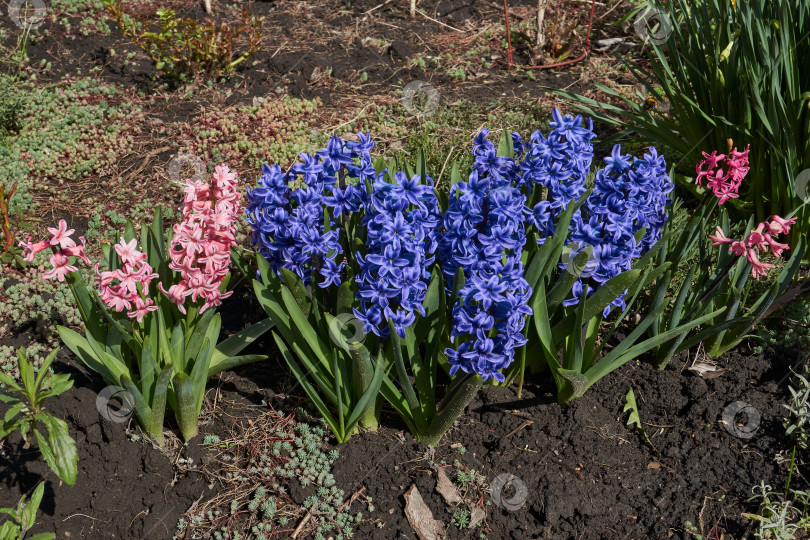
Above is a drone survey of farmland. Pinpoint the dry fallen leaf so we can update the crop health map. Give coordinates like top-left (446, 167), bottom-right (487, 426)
top-left (469, 504), bottom-right (486, 528)
top-left (435, 468), bottom-right (462, 505)
top-left (404, 485), bottom-right (445, 540)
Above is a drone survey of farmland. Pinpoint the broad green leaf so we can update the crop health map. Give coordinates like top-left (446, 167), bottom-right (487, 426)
top-left (33, 415), bottom-right (78, 486)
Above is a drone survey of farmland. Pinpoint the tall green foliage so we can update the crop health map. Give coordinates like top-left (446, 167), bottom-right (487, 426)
top-left (552, 0), bottom-right (810, 254)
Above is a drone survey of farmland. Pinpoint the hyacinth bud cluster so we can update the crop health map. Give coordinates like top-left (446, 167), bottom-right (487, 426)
top-left (245, 134), bottom-right (373, 287)
top-left (354, 171), bottom-right (441, 338)
top-left (438, 128), bottom-right (532, 382)
top-left (162, 164), bottom-right (243, 314)
top-left (520, 110), bottom-right (673, 315)
top-left (695, 144), bottom-right (750, 205)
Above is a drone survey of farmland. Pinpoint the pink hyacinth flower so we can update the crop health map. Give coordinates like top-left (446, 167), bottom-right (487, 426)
top-left (47, 220), bottom-right (77, 249)
top-left (158, 282), bottom-right (190, 314)
top-left (766, 215), bottom-right (797, 236)
top-left (19, 237), bottom-right (51, 262)
top-left (114, 237), bottom-right (145, 265)
top-left (43, 252), bottom-right (78, 281)
top-left (747, 248), bottom-right (775, 280)
top-left (128, 297), bottom-right (158, 323)
top-left (708, 226), bottom-right (734, 246)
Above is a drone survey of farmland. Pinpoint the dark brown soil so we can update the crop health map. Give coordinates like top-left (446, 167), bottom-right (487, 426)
top-left (1, 337), bottom-right (804, 539)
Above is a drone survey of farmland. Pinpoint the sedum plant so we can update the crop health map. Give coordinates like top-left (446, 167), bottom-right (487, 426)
top-left (21, 166), bottom-right (272, 444)
top-left (0, 348), bottom-right (78, 486)
top-left (247, 111), bottom-right (709, 441)
top-left (0, 482), bottom-right (54, 540)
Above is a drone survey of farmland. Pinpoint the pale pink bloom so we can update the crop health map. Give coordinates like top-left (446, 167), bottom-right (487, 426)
top-left (730, 240), bottom-right (747, 256)
top-left (184, 180), bottom-right (210, 202)
top-left (159, 282), bottom-right (190, 314)
top-left (100, 288), bottom-right (132, 312)
top-left (19, 237), bottom-right (51, 262)
top-left (164, 163), bottom-right (242, 314)
top-left (43, 253), bottom-right (77, 281)
top-left (745, 223), bottom-right (767, 251)
top-left (114, 238), bottom-right (144, 265)
top-left (47, 220), bottom-right (76, 249)
top-left (61, 236), bottom-right (91, 265)
top-left (127, 297), bottom-right (158, 323)
top-left (213, 164), bottom-right (238, 183)
top-left (763, 234), bottom-right (790, 258)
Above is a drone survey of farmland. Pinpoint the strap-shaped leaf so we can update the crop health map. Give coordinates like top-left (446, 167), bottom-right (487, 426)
top-left (388, 321), bottom-right (427, 434)
top-left (273, 333), bottom-right (340, 438)
top-left (345, 350), bottom-right (385, 434)
top-left (148, 366), bottom-right (173, 443)
top-left (587, 306), bottom-right (726, 386)
top-left (497, 129), bottom-right (514, 157)
top-left (57, 326), bottom-right (128, 386)
top-left (119, 372), bottom-right (154, 437)
top-left (190, 338), bottom-right (213, 421)
top-left (537, 192), bottom-right (589, 281)
top-left (280, 268), bottom-right (312, 317)
top-left (173, 370), bottom-right (199, 442)
top-left (208, 318), bottom-right (273, 374)
top-left (280, 285), bottom-right (331, 367)
top-left (546, 249), bottom-right (591, 311)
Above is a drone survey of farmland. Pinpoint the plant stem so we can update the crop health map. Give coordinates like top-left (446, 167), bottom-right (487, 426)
top-left (420, 374), bottom-right (482, 447)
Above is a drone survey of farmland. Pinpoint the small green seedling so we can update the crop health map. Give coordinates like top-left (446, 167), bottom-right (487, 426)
top-left (0, 348), bottom-right (78, 485)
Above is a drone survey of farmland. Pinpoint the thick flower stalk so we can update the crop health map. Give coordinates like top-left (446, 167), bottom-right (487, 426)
top-left (709, 215), bottom-right (796, 279)
top-left (695, 144), bottom-right (750, 205)
top-left (162, 164), bottom-right (242, 314)
top-left (354, 171), bottom-right (441, 338)
top-left (245, 134), bottom-right (370, 287)
top-left (439, 130), bottom-right (532, 382)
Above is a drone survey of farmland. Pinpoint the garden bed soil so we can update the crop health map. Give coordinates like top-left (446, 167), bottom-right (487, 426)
top-left (2, 0), bottom-right (625, 110)
top-left (1, 340), bottom-right (802, 539)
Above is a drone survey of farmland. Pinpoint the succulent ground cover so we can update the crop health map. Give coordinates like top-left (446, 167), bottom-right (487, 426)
top-left (1, 0), bottom-right (809, 539)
